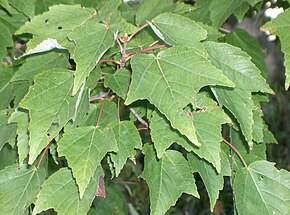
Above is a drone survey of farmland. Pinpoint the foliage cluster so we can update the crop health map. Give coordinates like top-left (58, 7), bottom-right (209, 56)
top-left (0, 0), bottom-right (289, 214)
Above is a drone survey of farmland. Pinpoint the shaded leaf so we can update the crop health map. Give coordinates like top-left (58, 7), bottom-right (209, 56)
top-left (19, 68), bottom-right (77, 164)
top-left (94, 183), bottom-right (128, 215)
top-left (141, 144), bottom-right (199, 215)
top-left (8, 110), bottom-right (29, 165)
top-left (229, 127), bottom-right (266, 171)
top-left (0, 109), bottom-right (16, 150)
top-left (0, 164), bottom-right (46, 215)
top-left (110, 121), bottom-right (142, 176)
top-left (79, 100), bottom-right (119, 128)
top-left (0, 65), bottom-right (29, 110)
top-left (33, 167), bottom-right (102, 215)
top-left (8, 0), bottom-right (36, 18)
top-left (57, 126), bottom-right (117, 198)
top-left (125, 46), bottom-right (234, 145)
top-left (233, 161), bottom-right (290, 215)
top-left (188, 151), bottom-right (231, 211)
top-left (262, 9), bottom-right (290, 89)
top-left (0, 22), bottom-right (13, 61)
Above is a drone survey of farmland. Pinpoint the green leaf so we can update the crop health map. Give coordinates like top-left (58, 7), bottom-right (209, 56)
top-left (8, 110), bottom-right (29, 165)
top-left (11, 51), bottom-right (69, 83)
top-left (149, 13), bottom-right (207, 50)
top-left (16, 5), bottom-right (97, 52)
top-left (136, 0), bottom-right (175, 25)
top-left (78, 100), bottom-right (119, 128)
top-left (262, 9), bottom-right (290, 89)
top-left (188, 151), bottom-right (231, 211)
top-left (104, 68), bottom-right (131, 100)
top-left (213, 87), bottom-right (255, 147)
top-left (93, 183), bottom-right (128, 215)
top-left (141, 144), bottom-right (199, 215)
top-left (125, 46), bottom-right (234, 146)
top-left (229, 127), bottom-right (266, 171)
top-left (1, 68), bottom-right (29, 110)
top-left (110, 121), bottom-right (142, 176)
top-left (226, 29), bottom-right (268, 78)
top-left (8, 0), bottom-right (36, 18)
top-left (33, 167), bottom-right (102, 215)
top-left (57, 126), bottom-right (117, 198)
top-left (19, 68), bottom-right (77, 165)
top-left (0, 164), bottom-right (46, 215)
top-left (0, 7), bottom-right (29, 33)
top-left (150, 92), bottom-right (229, 172)
top-left (209, 0), bottom-right (243, 28)
top-left (0, 0), bottom-right (11, 13)
top-left (68, 20), bottom-right (115, 95)
top-left (0, 22), bottom-right (13, 61)
top-left (95, 0), bottom-right (136, 33)
top-left (233, 161), bottom-right (290, 215)
top-left (204, 41), bottom-right (272, 94)
top-left (0, 109), bottom-right (16, 150)
top-left (185, 0), bottom-right (211, 25)
top-left (205, 41), bottom-right (272, 147)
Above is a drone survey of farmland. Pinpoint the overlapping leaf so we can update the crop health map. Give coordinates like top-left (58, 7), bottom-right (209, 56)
top-left (229, 128), bottom-right (266, 171)
top-left (0, 164), bottom-right (46, 215)
top-left (233, 161), bottom-right (290, 215)
top-left (110, 121), bottom-right (142, 176)
top-left (262, 9), bottom-right (290, 89)
top-left (0, 65), bottom-right (29, 109)
top-left (8, 110), bottom-right (29, 164)
top-left (0, 109), bottom-right (16, 150)
top-left (11, 51), bottom-right (69, 83)
top-left (149, 13), bottom-right (207, 53)
top-left (16, 5), bottom-right (97, 52)
top-left (95, 0), bottom-right (136, 33)
top-left (33, 167), bottom-right (103, 215)
top-left (68, 20), bottom-right (115, 95)
top-left (19, 68), bottom-right (77, 164)
top-left (150, 92), bottom-right (229, 172)
top-left (104, 68), bottom-right (131, 100)
top-left (9, 0), bottom-right (36, 18)
top-left (188, 151), bottom-right (231, 211)
top-left (205, 41), bottom-right (272, 147)
top-left (226, 29), bottom-right (268, 78)
top-left (0, 22), bottom-right (12, 61)
top-left (57, 126), bottom-right (117, 198)
top-left (141, 144), bottom-right (199, 215)
top-left (125, 46), bottom-right (234, 145)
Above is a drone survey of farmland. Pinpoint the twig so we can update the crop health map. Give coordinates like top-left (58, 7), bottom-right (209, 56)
top-left (223, 139), bottom-right (248, 169)
top-left (99, 59), bottom-right (120, 64)
top-left (219, 27), bottom-right (231, 34)
top-left (149, 39), bottom-right (160, 47)
top-left (127, 23), bottom-right (149, 41)
top-left (101, 19), bottom-right (110, 29)
top-left (130, 108), bottom-right (148, 128)
top-left (127, 44), bottom-right (169, 57)
top-left (138, 127), bottom-right (148, 131)
top-left (96, 89), bottom-right (111, 127)
top-left (36, 144), bottom-right (50, 169)
top-left (114, 180), bottom-right (141, 185)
